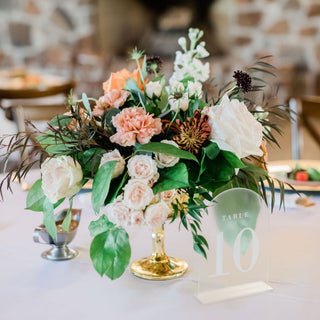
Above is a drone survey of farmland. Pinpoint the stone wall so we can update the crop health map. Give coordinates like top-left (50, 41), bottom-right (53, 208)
top-left (0, 0), bottom-right (94, 71)
top-left (212, 0), bottom-right (320, 96)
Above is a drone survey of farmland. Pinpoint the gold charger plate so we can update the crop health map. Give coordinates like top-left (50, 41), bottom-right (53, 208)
top-left (267, 160), bottom-right (320, 192)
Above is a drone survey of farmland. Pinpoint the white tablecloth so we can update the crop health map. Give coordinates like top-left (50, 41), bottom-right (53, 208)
top-left (0, 175), bottom-right (319, 320)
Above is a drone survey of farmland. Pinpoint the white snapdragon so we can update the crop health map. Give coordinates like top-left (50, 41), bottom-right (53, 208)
top-left (170, 28), bottom-right (210, 83)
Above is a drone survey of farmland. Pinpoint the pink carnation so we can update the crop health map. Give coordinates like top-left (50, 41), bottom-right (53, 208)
top-left (110, 107), bottom-right (162, 147)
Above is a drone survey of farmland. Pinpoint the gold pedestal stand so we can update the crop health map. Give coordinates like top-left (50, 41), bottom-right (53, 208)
top-left (130, 225), bottom-right (188, 281)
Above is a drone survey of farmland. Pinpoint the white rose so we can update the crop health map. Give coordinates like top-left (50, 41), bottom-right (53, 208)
top-left (100, 149), bottom-right (125, 179)
top-left (187, 81), bottom-right (202, 98)
top-left (127, 155), bottom-right (158, 182)
top-left (154, 140), bottom-right (180, 168)
top-left (145, 201), bottom-right (171, 228)
top-left (123, 179), bottom-right (154, 210)
top-left (202, 94), bottom-right (264, 159)
top-left (146, 81), bottom-right (162, 99)
top-left (160, 189), bottom-right (177, 203)
top-left (168, 92), bottom-right (189, 112)
top-left (104, 200), bottom-right (130, 226)
top-left (41, 155), bottom-right (83, 203)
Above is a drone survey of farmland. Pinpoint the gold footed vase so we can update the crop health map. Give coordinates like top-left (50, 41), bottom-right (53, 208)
top-left (130, 225), bottom-right (188, 280)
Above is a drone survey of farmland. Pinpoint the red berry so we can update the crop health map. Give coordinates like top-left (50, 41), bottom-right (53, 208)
top-left (295, 171), bottom-right (309, 181)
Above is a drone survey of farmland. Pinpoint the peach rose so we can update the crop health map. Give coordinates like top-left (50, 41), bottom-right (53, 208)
top-left (110, 107), bottom-right (162, 146)
top-left (127, 155), bottom-right (158, 182)
top-left (93, 90), bottom-right (130, 116)
top-left (123, 179), bottom-right (154, 210)
top-left (103, 68), bottom-right (145, 93)
top-left (104, 200), bottom-right (130, 226)
top-left (100, 149), bottom-right (125, 179)
top-left (145, 201), bottom-right (171, 228)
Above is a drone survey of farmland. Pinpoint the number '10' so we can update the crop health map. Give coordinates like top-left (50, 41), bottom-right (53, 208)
top-left (214, 227), bottom-right (259, 277)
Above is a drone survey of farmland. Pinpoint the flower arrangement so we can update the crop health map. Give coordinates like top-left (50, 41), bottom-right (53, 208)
top-left (0, 28), bottom-right (288, 280)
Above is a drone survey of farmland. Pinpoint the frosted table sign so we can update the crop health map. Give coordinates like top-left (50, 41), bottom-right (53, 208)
top-left (195, 188), bottom-right (272, 304)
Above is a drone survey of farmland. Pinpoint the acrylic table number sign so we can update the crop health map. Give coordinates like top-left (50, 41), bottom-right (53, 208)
top-left (195, 188), bottom-right (272, 304)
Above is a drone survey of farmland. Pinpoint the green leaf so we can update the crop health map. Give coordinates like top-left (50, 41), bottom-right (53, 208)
top-left (136, 142), bottom-right (198, 163)
top-left (102, 108), bottom-right (120, 129)
top-left (88, 214), bottom-right (115, 237)
top-left (91, 161), bottom-right (117, 213)
top-left (49, 115), bottom-right (72, 127)
top-left (193, 242), bottom-right (207, 259)
top-left (90, 227), bottom-right (131, 279)
top-left (204, 142), bottom-right (220, 160)
top-left (43, 198), bottom-right (57, 240)
top-left (82, 92), bottom-right (92, 118)
top-left (26, 179), bottom-right (46, 211)
top-left (153, 163), bottom-right (189, 194)
top-left (26, 179), bottom-right (64, 212)
top-left (62, 198), bottom-right (73, 232)
top-left (77, 148), bottom-right (104, 178)
top-left (221, 151), bottom-right (246, 169)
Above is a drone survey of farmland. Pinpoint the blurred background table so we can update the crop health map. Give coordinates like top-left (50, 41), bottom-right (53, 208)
top-left (0, 171), bottom-right (319, 320)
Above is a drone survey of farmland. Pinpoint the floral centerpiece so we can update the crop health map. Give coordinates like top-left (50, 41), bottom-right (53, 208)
top-left (0, 28), bottom-right (287, 280)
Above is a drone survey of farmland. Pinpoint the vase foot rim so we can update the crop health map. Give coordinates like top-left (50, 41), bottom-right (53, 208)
top-left (41, 247), bottom-right (79, 261)
top-left (130, 256), bottom-right (188, 281)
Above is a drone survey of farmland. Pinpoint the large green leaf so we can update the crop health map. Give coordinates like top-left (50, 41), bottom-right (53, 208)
top-left (221, 150), bottom-right (246, 169)
top-left (43, 198), bottom-right (57, 240)
top-left (136, 142), bottom-right (198, 163)
top-left (153, 162), bottom-right (189, 194)
top-left (214, 189), bottom-right (260, 254)
top-left (91, 161), bottom-right (117, 213)
top-left (204, 142), bottom-right (220, 160)
top-left (90, 227), bottom-right (131, 279)
top-left (49, 115), bottom-right (72, 127)
top-left (26, 179), bottom-right (64, 212)
top-left (36, 131), bottom-right (74, 155)
top-left (88, 214), bottom-right (115, 237)
top-left (77, 148), bottom-right (104, 178)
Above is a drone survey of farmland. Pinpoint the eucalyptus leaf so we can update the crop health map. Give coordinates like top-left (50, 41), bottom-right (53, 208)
top-left (43, 198), bottom-right (57, 240)
top-left (82, 92), bottom-right (92, 118)
top-left (89, 214), bottom-right (115, 237)
top-left (136, 142), bottom-right (198, 163)
top-left (91, 161), bottom-right (117, 213)
top-left (90, 227), bottom-right (131, 279)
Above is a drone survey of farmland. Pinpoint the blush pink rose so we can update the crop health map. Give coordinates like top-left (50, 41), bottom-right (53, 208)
top-left (105, 201), bottom-right (130, 226)
top-left (110, 107), bottom-right (162, 147)
top-left (130, 210), bottom-right (145, 226)
top-left (144, 201), bottom-right (171, 228)
top-left (127, 155), bottom-right (158, 181)
top-left (123, 179), bottom-right (154, 210)
top-left (160, 189), bottom-right (176, 203)
top-left (93, 90), bottom-right (130, 117)
top-left (100, 149), bottom-right (125, 179)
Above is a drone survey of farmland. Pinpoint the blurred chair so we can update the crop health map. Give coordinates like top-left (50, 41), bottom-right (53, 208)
top-left (289, 96), bottom-right (320, 160)
top-left (0, 80), bottom-right (75, 132)
top-left (0, 79), bottom-right (75, 164)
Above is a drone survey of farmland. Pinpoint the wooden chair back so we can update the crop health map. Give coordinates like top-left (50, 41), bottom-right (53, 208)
top-left (289, 96), bottom-right (320, 159)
